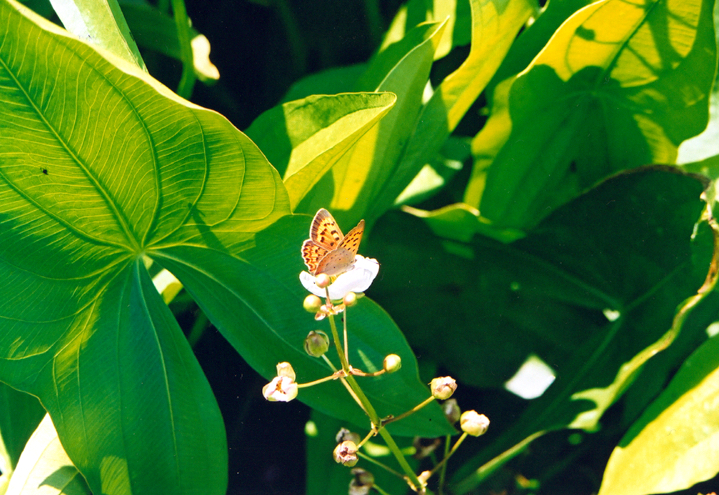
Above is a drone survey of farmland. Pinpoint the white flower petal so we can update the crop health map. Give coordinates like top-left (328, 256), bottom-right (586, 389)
top-left (263, 376), bottom-right (298, 402)
top-left (300, 256), bottom-right (379, 299)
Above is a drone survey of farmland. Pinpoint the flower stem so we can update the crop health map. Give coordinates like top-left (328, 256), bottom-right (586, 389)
top-left (356, 451), bottom-right (404, 479)
top-left (428, 432), bottom-right (469, 479)
top-left (378, 427), bottom-right (423, 492)
top-left (381, 396), bottom-right (435, 426)
top-left (357, 430), bottom-right (375, 449)
top-left (297, 371), bottom-right (342, 388)
top-left (327, 301), bottom-right (423, 492)
top-left (343, 303), bottom-right (349, 360)
top-left (438, 435), bottom-right (450, 495)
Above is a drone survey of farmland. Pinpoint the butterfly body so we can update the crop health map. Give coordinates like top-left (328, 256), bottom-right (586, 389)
top-left (302, 209), bottom-right (365, 276)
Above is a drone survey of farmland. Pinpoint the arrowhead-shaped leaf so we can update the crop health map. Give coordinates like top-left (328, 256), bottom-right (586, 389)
top-left (466, 0), bottom-right (716, 229)
top-left (0, 2), bottom-right (290, 493)
top-left (0, 4), bottom-right (454, 494)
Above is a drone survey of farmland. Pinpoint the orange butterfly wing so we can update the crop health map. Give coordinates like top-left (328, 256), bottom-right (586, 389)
top-left (315, 219), bottom-right (365, 276)
top-left (310, 208), bottom-right (343, 250)
top-left (301, 239), bottom-right (328, 275)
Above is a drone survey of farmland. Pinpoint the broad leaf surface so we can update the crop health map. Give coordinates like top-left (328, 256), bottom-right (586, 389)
top-left (465, 0), bottom-right (716, 229)
top-left (245, 92), bottom-right (396, 210)
top-left (0, 2), bottom-right (291, 493)
top-left (367, 168), bottom-right (710, 492)
top-left (6, 414), bottom-right (91, 495)
top-left (598, 331), bottom-right (719, 495)
top-left (295, 20), bottom-right (447, 227)
top-left (0, 10), bottom-right (452, 495)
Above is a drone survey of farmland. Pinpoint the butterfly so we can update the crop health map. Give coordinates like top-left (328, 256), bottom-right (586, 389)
top-left (301, 209), bottom-right (365, 277)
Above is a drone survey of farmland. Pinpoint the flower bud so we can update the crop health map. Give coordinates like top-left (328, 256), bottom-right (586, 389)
top-left (417, 470), bottom-right (432, 487)
top-left (460, 410), bottom-right (489, 437)
top-left (276, 362), bottom-right (296, 381)
top-left (442, 398), bottom-right (461, 424)
top-left (333, 440), bottom-right (358, 467)
top-left (262, 376), bottom-right (298, 402)
top-left (335, 427), bottom-right (361, 445)
top-left (349, 468), bottom-right (374, 495)
top-left (430, 376), bottom-right (457, 400)
top-left (383, 354), bottom-right (402, 374)
top-left (304, 330), bottom-right (329, 357)
top-left (343, 291), bottom-right (358, 307)
top-left (315, 273), bottom-right (331, 288)
top-left (303, 294), bottom-right (322, 313)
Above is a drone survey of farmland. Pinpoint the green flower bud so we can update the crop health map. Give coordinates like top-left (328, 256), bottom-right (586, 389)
top-left (303, 294), bottom-right (323, 313)
top-left (343, 291), bottom-right (357, 307)
top-left (442, 398), bottom-right (461, 424)
top-left (349, 468), bottom-right (374, 495)
top-left (304, 330), bottom-right (329, 357)
top-left (430, 376), bottom-right (457, 400)
top-left (333, 440), bottom-right (358, 467)
top-left (335, 427), bottom-right (361, 445)
top-left (460, 410), bottom-right (489, 437)
top-left (315, 273), bottom-right (331, 288)
top-left (383, 354), bottom-right (402, 374)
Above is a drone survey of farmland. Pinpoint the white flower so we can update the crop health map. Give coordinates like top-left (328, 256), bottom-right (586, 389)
top-left (262, 375), bottom-right (298, 402)
top-left (300, 256), bottom-right (379, 300)
top-left (262, 362), bottom-right (298, 402)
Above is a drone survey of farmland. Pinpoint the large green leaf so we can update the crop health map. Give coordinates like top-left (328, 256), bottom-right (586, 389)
top-left (295, 20), bottom-right (447, 226)
top-left (245, 92), bottom-right (397, 210)
top-left (466, 0), bottom-right (716, 229)
top-left (0, 1), bottom-right (292, 493)
top-left (598, 330), bottom-right (719, 495)
top-left (368, 168), bottom-right (711, 492)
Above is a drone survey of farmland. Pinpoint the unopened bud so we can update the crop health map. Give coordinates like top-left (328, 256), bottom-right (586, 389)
top-left (430, 376), bottom-right (457, 400)
top-left (383, 354), bottom-right (402, 373)
top-left (333, 440), bottom-right (358, 467)
top-left (460, 410), bottom-right (489, 437)
top-left (316, 273), bottom-right (331, 288)
top-left (343, 291), bottom-right (358, 307)
top-left (335, 427), bottom-right (361, 445)
top-left (276, 362), bottom-right (296, 381)
top-left (417, 470), bottom-right (432, 487)
top-left (304, 330), bottom-right (329, 357)
top-left (304, 294), bottom-right (322, 313)
top-left (442, 398), bottom-right (461, 424)
top-left (349, 468), bottom-right (374, 495)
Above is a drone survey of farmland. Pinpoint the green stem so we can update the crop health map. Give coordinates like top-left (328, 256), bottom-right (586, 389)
top-left (297, 371), bottom-right (341, 388)
top-left (382, 396), bottom-right (435, 426)
top-left (357, 451), bottom-right (404, 479)
top-left (378, 428), bottom-right (423, 492)
top-left (328, 305), bottom-right (423, 491)
top-left (428, 433), bottom-right (469, 479)
top-left (170, 0), bottom-right (196, 98)
top-left (438, 435), bottom-right (451, 495)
